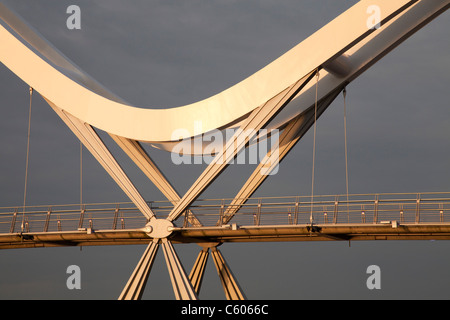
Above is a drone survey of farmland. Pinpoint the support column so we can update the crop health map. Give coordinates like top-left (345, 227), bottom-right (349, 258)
top-left (110, 135), bottom-right (202, 227)
top-left (162, 238), bottom-right (198, 300)
top-left (188, 247), bottom-right (210, 295)
top-left (118, 239), bottom-right (159, 300)
top-left (211, 247), bottom-right (246, 300)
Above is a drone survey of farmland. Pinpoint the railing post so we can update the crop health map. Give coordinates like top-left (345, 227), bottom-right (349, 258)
top-left (361, 205), bottom-right (366, 223)
top-left (219, 199), bottom-right (225, 227)
top-left (333, 196), bottom-right (339, 224)
top-left (113, 205), bottom-right (119, 230)
top-left (9, 208), bottom-right (18, 233)
top-left (415, 194), bottom-right (421, 224)
top-left (294, 197), bottom-right (299, 225)
top-left (183, 210), bottom-right (188, 228)
top-left (78, 205), bottom-right (85, 229)
top-left (57, 214), bottom-right (62, 231)
top-left (254, 199), bottom-right (262, 226)
top-left (43, 207), bottom-right (51, 232)
top-left (24, 217), bottom-right (29, 232)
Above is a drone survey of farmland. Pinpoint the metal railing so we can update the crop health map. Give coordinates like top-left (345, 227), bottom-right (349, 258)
top-left (186, 192), bottom-right (450, 227)
top-left (1, 192), bottom-right (450, 234)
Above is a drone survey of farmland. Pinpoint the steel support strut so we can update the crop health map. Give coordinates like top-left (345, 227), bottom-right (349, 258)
top-left (46, 100), bottom-right (155, 221)
top-left (211, 247), bottom-right (246, 300)
top-left (188, 247), bottom-right (210, 295)
top-left (162, 238), bottom-right (198, 300)
top-left (118, 240), bottom-right (159, 300)
top-left (167, 71), bottom-right (317, 222)
top-left (110, 135), bottom-right (202, 226)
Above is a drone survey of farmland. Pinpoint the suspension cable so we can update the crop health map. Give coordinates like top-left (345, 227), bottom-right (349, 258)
top-left (310, 69), bottom-right (320, 224)
top-left (343, 87), bottom-right (350, 221)
top-left (21, 87), bottom-right (33, 232)
top-left (342, 88), bottom-right (350, 222)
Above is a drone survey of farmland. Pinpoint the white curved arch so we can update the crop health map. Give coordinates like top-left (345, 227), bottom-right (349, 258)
top-left (1, 0), bottom-right (439, 145)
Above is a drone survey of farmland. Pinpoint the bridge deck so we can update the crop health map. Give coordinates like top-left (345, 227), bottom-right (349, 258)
top-left (2, 192), bottom-right (450, 249)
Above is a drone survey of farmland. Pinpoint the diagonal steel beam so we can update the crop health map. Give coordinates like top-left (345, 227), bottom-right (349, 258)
top-left (118, 239), bottom-right (159, 300)
top-left (188, 247), bottom-right (210, 295)
top-left (210, 247), bottom-right (246, 300)
top-left (166, 71), bottom-right (317, 222)
top-left (161, 238), bottom-right (198, 300)
top-left (110, 135), bottom-right (202, 226)
top-left (46, 99), bottom-right (155, 220)
top-left (220, 86), bottom-right (345, 225)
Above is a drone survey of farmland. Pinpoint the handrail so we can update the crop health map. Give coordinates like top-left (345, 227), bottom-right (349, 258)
top-left (2, 192), bottom-right (450, 234)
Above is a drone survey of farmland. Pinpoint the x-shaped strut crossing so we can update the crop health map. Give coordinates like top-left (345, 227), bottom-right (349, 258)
top-left (45, 70), bottom-right (318, 300)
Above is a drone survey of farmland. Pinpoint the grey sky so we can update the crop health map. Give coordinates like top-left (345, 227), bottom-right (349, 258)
top-left (0, 0), bottom-right (449, 300)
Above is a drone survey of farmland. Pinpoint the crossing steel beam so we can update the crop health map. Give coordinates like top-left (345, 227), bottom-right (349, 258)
top-left (110, 135), bottom-right (202, 226)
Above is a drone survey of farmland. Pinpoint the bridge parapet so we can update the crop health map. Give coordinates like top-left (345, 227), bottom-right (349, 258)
top-left (2, 192), bottom-right (450, 235)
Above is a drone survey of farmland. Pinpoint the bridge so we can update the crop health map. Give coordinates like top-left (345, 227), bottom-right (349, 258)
top-left (0, 0), bottom-right (449, 300)
top-left (3, 192), bottom-right (450, 250)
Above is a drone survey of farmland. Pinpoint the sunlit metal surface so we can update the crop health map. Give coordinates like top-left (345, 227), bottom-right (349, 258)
top-left (2, 192), bottom-right (450, 249)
